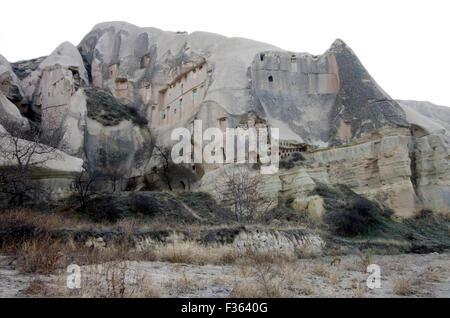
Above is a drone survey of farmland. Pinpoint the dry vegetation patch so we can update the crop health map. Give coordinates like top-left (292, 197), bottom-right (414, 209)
top-left (392, 276), bottom-right (415, 296)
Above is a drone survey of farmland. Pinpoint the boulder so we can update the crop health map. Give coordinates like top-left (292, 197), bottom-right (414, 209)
top-left (0, 54), bottom-right (24, 105)
top-left (0, 92), bottom-right (29, 130)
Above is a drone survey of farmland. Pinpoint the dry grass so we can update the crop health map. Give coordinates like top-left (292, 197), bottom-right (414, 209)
top-left (150, 243), bottom-right (298, 267)
top-left (424, 265), bottom-right (442, 282)
top-left (169, 266), bottom-right (199, 295)
top-left (151, 242), bottom-right (237, 266)
top-left (4, 208), bottom-right (447, 299)
top-left (352, 280), bottom-right (366, 298)
top-left (341, 258), bottom-right (361, 272)
top-left (279, 262), bottom-right (304, 286)
top-left (42, 261), bottom-right (161, 298)
top-left (0, 208), bottom-right (89, 231)
top-left (253, 263), bottom-right (284, 298)
top-left (310, 263), bottom-right (329, 277)
top-left (23, 278), bottom-right (49, 296)
top-left (230, 271), bottom-right (284, 298)
top-left (356, 249), bottom-right (372, 272)
top-left (230, 248), bottom-right (297, 298)
top-left (230, 279), bottom-right (263, 298)
top-left (392, 276), bottom-right (415, 295)
top-left (296, 281), bottom-right (315, 296)
top-left (295, 244), bottom-right (320, 259)
top-left (17, 237), bottom-right (65, 274)
top-left (327, 269), bottom-right (342, 285)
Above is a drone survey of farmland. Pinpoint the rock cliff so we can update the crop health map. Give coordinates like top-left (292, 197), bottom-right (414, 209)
top-left (0, 21), bottom-right (448, 216)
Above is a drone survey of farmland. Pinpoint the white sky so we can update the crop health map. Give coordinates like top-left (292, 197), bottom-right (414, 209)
top-left (1, 0), bottom-right (449, 105)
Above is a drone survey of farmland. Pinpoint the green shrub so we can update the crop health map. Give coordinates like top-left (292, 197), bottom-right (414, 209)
top-left (310, 183), bottom-right (382, 236)
top-left (292, 152), bottom-right (305, 162)
top-left (85, 88), bottom-right (148, 126)
top-left (323, 197), bottom-right (379, 236)
top-left (280, 160), bottom-right (295, 170)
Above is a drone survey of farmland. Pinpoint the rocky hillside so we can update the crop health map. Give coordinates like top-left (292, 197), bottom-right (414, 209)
top-left (398, 100), bottom-right (450, 137)
top-left (0, 21), bottom-right (449, 217)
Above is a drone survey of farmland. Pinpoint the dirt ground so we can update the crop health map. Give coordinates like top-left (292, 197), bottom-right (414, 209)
top-left (1, 252), bottom-right (448, 298)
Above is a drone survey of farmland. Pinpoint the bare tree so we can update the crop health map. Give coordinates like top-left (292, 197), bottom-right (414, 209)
top-left (97, 146), bottom-right (129, 192)
top-left (0, 119), bottom-right (67, 206)
top-left (70, 163), bottom-right (96, 211)
top-left (217, 166), bottom-right (273, 223)
top-left (150, 138), bottom-right (174, 191)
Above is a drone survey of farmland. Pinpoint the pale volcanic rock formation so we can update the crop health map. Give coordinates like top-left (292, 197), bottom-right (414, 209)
top-left (0, 21), bottom-right (449, 215)
top-left (33, 42), bottom-right (88, 129)
top-left (39, 42), bottom-right (89, 82)
top-left (0, 92), bottom-right (29, 129)
top-left (307, 130), bottom-right (420, 217)
top-left (413, 134), bottom-right (450, 214)
top-left (84, 116), bottom-right (152, 182)
top-left (0, 54), bottom-right (25, 109)
top-left (400, 104), bottom-right (446, 136)
top-left (199, 128), bottom-right (424, 217)
top-left (77, 22), bottom-right (409, 146)
top-left (252, 40), bottom-right (409, 145)
top-left (63, 89), bottom-right (87, 156)
top-left (398, 100), bottom-right (450, 137)
top-left (11, 56), bottom-right (47, 104)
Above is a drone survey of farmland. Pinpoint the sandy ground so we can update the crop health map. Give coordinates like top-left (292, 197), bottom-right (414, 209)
top-left (0, 253), bottom-right (448, 298)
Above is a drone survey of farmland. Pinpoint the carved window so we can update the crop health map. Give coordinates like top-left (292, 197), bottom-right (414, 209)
top-left (268, 75), bottom-right (273, 82)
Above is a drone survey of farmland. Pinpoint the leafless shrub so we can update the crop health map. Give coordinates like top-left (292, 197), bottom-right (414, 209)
top-left (70, 163), bottom-right (96, 211)
top-left (23, 278), bottom-right (50, 296)
top-left (47, 262), bottom-right (160, 298)
top-left (149, 137), bottom-right (174, 191)
top-left (171, 266), bottom-right (199, 295)
top-left (217, 166), bottom-right (274, 222)
top-left (424, 265), bottom-right (442, 282)
top-left (17, 237), bottom-right (64, 274)
top-left (232, 248), bottom-right (288, 298)
top-left (0, 119), bottom-right (67, 206)
top-left (392, 276), bottom-right (414, 295)
top-left (229, 280), bottom-right (263, 298)
top-left (279, 262), bottom-right (303, 286)
top-left (95, 144), bottom-right (130, 192)
top-left (253, 262), bottom-right (284, 298)
top-left (230, 264), bottom-right (284, 298)
top-left (148, 134), bottom-right (196, 192)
